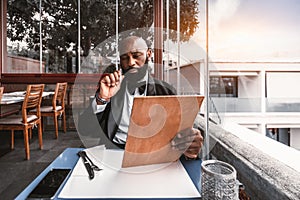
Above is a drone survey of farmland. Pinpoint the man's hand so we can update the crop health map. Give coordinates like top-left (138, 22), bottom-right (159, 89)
top-left (171, 128), bottom-right (203, 159)
top-left (97, 70), bottom-right (123, 103)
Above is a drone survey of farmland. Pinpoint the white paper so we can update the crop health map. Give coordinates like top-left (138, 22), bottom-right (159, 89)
top-left (58, 146), bottom-right (200, 199)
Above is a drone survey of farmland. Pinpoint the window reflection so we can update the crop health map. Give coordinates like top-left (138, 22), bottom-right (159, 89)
top-left (5, 0), bottom-right (157, 74)
top-left (6, 0), bottom-right (41, 73)
top-left (5, 0), bottom-right (201, 75)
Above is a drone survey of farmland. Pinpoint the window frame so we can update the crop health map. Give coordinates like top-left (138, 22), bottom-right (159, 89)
top-left (0, 0), bottom-right (163, 84)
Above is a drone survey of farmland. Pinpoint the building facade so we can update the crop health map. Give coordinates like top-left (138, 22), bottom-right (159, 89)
top-left (168, 61), bottom-right (300, 150)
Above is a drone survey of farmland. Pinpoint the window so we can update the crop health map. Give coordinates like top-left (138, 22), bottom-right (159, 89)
top-left (6, 1), bottom-right (78, 73)
top-left (4, 0), bottom-right (156, 74)
top-left (210, 77), bottom-right (237, 97)
top-left (3, 0), bottom-right (201, 82)
top-left (266, 128), bottom-right (290, 146)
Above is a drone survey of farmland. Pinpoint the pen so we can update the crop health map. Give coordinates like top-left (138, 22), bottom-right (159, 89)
top-left (80, 151), bottom-right (102, 171)
top-left (77, 151), bottom-right (94, 180)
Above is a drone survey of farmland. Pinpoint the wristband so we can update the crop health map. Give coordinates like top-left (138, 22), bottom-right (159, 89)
top-left (95, 91), bottom-right (109, 104)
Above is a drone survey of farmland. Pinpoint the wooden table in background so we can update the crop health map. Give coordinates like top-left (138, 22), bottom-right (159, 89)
top-left (0, 91), bottom-right (54, 118)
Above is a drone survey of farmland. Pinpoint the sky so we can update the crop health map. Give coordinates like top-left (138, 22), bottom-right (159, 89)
top-left (179, 0), bottom-right (300, 62)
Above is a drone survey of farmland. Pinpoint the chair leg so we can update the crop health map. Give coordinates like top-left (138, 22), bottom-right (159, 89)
top-left (63, 111), bottom-right (67, 133)
top-left (41, 116), bottom-right (44, 132)
top-left (38, 122), bottom-right (43, 150)
top-left (54, 115), bottom-right (59, 139)
top-left (11, 130), bottom-right (14, 150)
top-left (29, 128), bottom-right (32, 139)
top-left (23, 128), bottom-right (30, 160)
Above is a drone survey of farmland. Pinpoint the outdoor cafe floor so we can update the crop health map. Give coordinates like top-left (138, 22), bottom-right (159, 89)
top-left (0, 127), bottom-right (83, 199)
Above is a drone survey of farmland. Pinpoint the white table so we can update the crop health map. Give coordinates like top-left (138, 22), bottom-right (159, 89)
top-left (1, 91), bottom-right (54, 105)
top-left (0, 91), bottom-right (54, 118)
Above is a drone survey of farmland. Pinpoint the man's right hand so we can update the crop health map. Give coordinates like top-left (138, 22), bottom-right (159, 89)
top-left (97, 70), bottom-right (123, 104)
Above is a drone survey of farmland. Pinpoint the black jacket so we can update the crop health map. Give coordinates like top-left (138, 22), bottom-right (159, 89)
top-left (78, 72), bottom-right (177, 149)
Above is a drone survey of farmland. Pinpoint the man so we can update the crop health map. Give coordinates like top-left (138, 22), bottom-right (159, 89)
top-left (78, 36), bottom-right (203, 160)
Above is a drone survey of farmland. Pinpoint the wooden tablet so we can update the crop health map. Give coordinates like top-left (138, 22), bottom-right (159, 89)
top-left (122, 95), bottom-right (204, 168)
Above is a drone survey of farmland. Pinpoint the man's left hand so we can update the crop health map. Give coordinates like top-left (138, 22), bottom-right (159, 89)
top-left (171, 128), bottom-right (203, 159)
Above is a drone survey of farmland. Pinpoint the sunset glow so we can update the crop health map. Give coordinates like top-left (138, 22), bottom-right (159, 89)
top-left (187, 0), bottom-right (300, 62)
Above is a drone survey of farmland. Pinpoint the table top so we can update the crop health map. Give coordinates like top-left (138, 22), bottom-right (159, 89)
top-left (1, 91), bottom-right (54, 105)
top-left (15, 148), bottom-right (202, 200)
top-left (15, 148), bottom-right (83, 200)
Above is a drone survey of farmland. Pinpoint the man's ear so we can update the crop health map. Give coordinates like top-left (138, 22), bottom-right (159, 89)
top-left (146, 48), bottom-right (152, 61)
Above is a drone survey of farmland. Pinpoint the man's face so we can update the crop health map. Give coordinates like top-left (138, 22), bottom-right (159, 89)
top-left (119, 37), bottom-right (151, 75)
top-left (120, 49), bottom-right (148, 74)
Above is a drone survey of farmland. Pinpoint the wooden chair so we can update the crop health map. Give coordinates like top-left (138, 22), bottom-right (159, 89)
top-left (0, 84), bottom-right (44, 160)
top-left (31, 82), bottom-right (68, 139)
top-left (0, 87), bottom-right (4, 102)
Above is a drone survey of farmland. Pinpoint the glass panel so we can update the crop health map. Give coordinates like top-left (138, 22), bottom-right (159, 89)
top-left (80, 0), bottom-right (117, 74)
top-left (42, 1), bottom-right (78, 73)
top-left (162, 0), bottom-right (203, 94)
top-left (211, 97), bottom-right (261, 113)
top-left (80, 0), bottom-right (154, 74)
top-left (6, 0), bottom-right (41, 73)
top-left (6, 0), bottom-right (79, 74)
top-left (266, 98), bottom-right (300, 112)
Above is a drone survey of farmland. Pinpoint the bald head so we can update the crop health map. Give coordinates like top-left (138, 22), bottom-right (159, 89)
top-left (118, 36), bottom-right (152, 77)
top-left (119, 36), bottom-right (148, 56)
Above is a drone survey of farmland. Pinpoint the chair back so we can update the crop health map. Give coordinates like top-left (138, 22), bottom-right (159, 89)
top-left (52, 82), bottom-right (67, 111)
top-left (22, 84), bottom-right (44, 122)
top-left (0, 87), bottom-right (4, 102)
